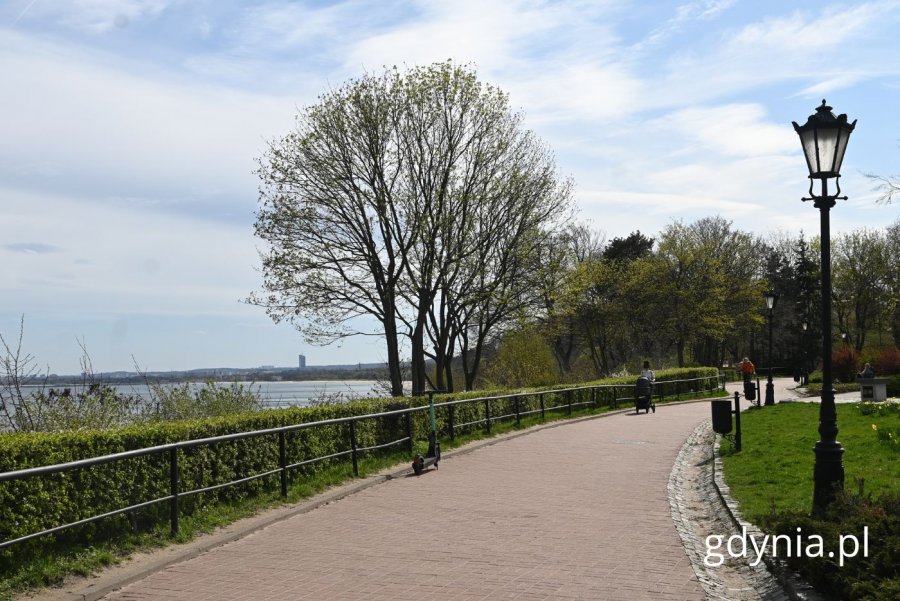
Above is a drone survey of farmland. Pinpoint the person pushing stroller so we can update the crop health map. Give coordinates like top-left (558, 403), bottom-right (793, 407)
top-left (635, 360), bottom-right (656, 413)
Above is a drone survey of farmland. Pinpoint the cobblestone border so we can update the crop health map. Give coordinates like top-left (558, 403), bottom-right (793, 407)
top-left (668, 419), bottom-right (740, 599)
top-left (711, 435), bottom-right (825, 601)
top-left (669, 419), bottom-right (797, 600)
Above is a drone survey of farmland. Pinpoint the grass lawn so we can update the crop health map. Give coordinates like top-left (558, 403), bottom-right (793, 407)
top-left (720, 401), bottom-right (900, 521)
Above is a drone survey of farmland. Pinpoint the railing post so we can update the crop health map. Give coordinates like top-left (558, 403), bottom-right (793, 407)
top-left (405, 411), bottom-right (413, 453)
top-left (514, 395), bottom-right (520, 425)
top-left (733, 391), bottom-right (742, 452)
top-left (676, 379), bottom-right (680, 400)
top-left (540, 393), bottom-right (545, 420)
top-left (591, 387), bottom-right (597, 409)
top-left (279, 431), bottom-right (287, 497)
top-left (567, 389), bottom-right (572, 415)
top-left (349, 420), bottom-right (359, 478)
top-left (169, 447), bottom-right (179, 537)
top-left (485, 399), bottom-right (492, 432)
top-left (448, 404), bottom-right (455, 440)
top-left (612, 386), bottom-right (618, 409)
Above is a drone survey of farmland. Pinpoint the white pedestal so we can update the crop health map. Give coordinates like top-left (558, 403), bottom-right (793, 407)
top-left (858, 378), bottom-right (889, 402)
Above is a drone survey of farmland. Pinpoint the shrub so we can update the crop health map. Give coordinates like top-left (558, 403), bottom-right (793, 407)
top-left (484, 326), bottom-right (557, 388)
top-left (762, 492), bottom-right (900, 601)
top-left (12, 384), bottom-right (146, 432)
top-left (887, 375), bottom-right (900, 397)
top-left (874, 347), bottom-right (900, 376)
top-left (832, 345), bottom-right (860, 383)
top-left (149, 381), bottom-right (263, 420)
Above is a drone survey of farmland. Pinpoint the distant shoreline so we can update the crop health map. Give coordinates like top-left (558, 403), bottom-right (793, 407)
top-left (28, 365), bottom-right (391, 387)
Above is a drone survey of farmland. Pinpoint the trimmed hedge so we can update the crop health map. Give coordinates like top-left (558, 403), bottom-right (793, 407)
top-left (0, 368), bottom-right (718, 569)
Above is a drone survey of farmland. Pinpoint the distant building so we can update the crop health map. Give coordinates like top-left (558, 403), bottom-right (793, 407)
top-left (298, 354), bottom-right (306, 369)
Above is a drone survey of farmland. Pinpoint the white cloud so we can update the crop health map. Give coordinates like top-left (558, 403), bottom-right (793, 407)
top-left (648, 2), bottom-right (900, 108)
top-left (732, 4), bottom-right (877, 53)
top-left (507, 63), bottom-right (644, 123)
top-left (0, 185), bottom-right (259, 317)
top-left (0, 29), bottom-right (299, 214)
top-left (655, 104), bottom-right (796, 157)
top-left (13, 0), bottom-right (171, 33)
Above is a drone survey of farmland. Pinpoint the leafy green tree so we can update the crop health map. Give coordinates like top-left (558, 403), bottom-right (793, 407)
top-left (634, 219), bottom-right (763, 367)
top-left (484, 326), bottom-right (557, 388)
top-left (557, 258), bottom-right (625, 377)
top-left (688, 217), bottom-right (765, 366)
top-left (532, 224), bottom-right (603, 376)
top-left (602, 231), bottom-right (654, 263)
top-left (885, 219), bottom-right (900, 346)
top-left (832, 228), bottom-right (891, 351)
top-left (794, 232), bottom-right (821, 370)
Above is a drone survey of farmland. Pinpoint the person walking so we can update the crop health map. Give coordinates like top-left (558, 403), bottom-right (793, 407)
top-left (640, 360), bottom-right (655, 383)
top-left (639, 360), bottom-right (656, 413)
top-left (738, 357), bottom-right (755, 382)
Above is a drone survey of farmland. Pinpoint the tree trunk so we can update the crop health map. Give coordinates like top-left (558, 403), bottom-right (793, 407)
top-left (382, 297), bottom-right (404, 397)
top-left (410, 287), bottom-right (429, 395)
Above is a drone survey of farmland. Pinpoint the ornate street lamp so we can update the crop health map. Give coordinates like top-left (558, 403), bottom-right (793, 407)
top-left (763, 290), bottom-right (778, 406)
top-left (793, 99), bottom-right (856, 513)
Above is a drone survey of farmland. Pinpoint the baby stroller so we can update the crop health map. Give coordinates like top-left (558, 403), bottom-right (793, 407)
top-left (634, 376), bottom-right (656, 414)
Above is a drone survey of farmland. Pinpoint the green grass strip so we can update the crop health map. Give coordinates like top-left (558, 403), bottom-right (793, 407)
top-left (720, 402), bottom-right (900, 521)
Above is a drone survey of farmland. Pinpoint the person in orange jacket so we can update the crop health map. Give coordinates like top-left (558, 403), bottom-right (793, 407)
top-left (738, 357), bottom-right (755, 382)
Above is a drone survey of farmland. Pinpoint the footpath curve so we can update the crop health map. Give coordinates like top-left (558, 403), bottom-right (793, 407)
top-left (80, 401), bottom-right (715, 601)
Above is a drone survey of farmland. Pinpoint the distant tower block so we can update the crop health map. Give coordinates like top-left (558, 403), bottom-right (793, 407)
top-left (298, 354), bottom-right (306, 369)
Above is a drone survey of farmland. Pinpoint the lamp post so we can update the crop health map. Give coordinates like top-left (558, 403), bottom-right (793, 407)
top-left (793, 99), bottom-right (856, 513)
top-left (801, 320), bottom-right (809, 385)
top-left (763, 290), bottom-right (777, 406)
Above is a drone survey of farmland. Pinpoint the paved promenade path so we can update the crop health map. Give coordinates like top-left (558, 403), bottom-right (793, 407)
top-left (101, 401), bottom-right (715, 601)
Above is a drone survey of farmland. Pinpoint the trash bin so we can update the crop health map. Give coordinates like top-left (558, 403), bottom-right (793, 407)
top-left (711, 399), bottom-right (733, 434)
top-left (743, 379), bottom-right (756, 401)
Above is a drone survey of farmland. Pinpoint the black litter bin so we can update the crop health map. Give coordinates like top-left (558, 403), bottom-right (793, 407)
top-left (711, 399), bottom-right (733, 434)
top-left (743, 379), bottom-right (756, 401)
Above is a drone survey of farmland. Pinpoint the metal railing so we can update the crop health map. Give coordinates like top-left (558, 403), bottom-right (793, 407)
top-left (0, 374), bottom-right (724, 550)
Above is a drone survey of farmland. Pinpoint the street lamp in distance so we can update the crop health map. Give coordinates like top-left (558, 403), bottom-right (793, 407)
top-left (763, 290), bottom-right (778, 406)
top-left (800, 320), bottom-right (809, 385)
top-left (792, 98), bottom-right (856, 514)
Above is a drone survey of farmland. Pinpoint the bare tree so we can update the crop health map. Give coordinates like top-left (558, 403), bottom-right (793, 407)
top-left (251, 68), bottom-right (412, 396)
top-left (867, 173), bottom-right (899, 204)
top-left (252, 62), bottom-right (571, 395)
top-left (0, 315), bottom-right (45, 431)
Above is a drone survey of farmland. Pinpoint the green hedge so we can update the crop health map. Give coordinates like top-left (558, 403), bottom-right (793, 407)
top-left (0, 368), bottom-right (719, 569)
top-left (418, 367), bottom-right (719, 439)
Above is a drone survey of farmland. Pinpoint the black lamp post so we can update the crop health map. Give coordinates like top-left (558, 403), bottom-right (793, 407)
top-left (763, 290), bottom-right (777, 406)
top-left (801, 320), bottom-right (809, 385)
top-left (793, 99), bottom-right (856, 513)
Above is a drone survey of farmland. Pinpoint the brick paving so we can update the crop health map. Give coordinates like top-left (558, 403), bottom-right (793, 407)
top-left (99, 401), bottom-right (715, 601)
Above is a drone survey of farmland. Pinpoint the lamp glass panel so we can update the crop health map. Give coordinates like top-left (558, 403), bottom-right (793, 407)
top-left (833, 129), bottom-right (850, 176)
top-left (815, 127), bottom-right (840, 175)
top-left (799, 129), bottom-right (818, 175)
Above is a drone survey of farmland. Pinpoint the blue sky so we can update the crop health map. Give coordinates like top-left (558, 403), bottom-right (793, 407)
top-left (2, 0), bottom-right (899, 375)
